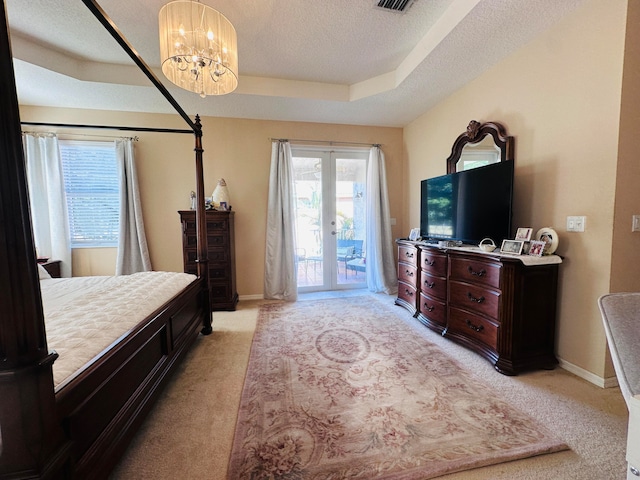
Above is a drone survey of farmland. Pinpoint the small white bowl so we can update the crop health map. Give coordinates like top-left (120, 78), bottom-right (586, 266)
top-left (478, 238), bottom-right (496, 252)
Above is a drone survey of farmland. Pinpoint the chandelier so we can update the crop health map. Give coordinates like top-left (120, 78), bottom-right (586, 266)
top-left (159, 0), bottom-right (238, 97)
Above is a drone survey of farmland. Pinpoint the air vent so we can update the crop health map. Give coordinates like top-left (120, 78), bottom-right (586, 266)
top-left (374, 0), bottom-right (415, 13)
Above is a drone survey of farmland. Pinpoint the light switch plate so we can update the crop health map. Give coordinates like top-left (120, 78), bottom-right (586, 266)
top-left (567, 216), bottom-right (586, 232)
top-left (633, 215), bottom-right (640, 232)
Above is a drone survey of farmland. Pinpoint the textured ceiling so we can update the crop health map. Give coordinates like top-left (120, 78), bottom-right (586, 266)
top-left (5, 0), bottom-right (587, 127)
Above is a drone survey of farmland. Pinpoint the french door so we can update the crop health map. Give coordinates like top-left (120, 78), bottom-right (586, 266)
top-left (292, 147), bottom-right (368, 292)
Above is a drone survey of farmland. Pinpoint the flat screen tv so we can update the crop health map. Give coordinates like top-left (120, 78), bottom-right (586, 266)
top-left (420, 160), bottom-right (514, 245)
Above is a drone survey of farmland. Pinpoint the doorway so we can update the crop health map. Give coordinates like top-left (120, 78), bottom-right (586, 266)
top-left (292, 147), bottom-right (368, 292)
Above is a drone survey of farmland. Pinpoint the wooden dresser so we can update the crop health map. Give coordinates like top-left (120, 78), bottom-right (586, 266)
top-left (179, 210), bottom-right (238, 311)
top-left (395, 239), bottom-right (560, 375)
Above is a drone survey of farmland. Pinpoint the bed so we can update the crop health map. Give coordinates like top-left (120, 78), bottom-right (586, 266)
top-left (0, 1), bottom-right (213, 478)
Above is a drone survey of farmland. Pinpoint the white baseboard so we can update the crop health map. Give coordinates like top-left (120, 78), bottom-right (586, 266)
top-left (558, 357), bottom-right (619, 388)
top-left (238, 294), bottom-right (264, 301)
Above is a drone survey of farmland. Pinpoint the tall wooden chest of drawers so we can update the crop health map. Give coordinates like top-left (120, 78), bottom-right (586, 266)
top-left (179, 210), bottom-right (238, 311)
top-left (395, 239), bottom-right (560, 375)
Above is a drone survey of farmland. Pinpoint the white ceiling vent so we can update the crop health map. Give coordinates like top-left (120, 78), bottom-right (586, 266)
top-left (374, 0), bottom-right (416, 14)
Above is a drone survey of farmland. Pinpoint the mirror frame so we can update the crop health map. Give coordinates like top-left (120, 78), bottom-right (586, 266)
top-left (446, 120), bottom-right (514, 174)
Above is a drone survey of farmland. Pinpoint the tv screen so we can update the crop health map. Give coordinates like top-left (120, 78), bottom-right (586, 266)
top-left (420, 161), bottom-right (514, 245)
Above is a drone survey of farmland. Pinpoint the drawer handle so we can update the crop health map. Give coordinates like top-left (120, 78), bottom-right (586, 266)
top-left (405, 288), bottom-right (414, 297)
top-left (423, 303), bottom-right (435, 312)
top-left (466, 319), bottom-right (484, 333)
top-left (424, 280), bottom-right (435, 289)
top-left (467, 292), bottom-right (485, 303)
top-left (424, 258), bottom-right (435, 266)
top-left (405, 269), bottom-right (414, 277)
top-left (467, 266), bottom-right (486, 277)
top-left (405, 251), bottom-right (414, 259)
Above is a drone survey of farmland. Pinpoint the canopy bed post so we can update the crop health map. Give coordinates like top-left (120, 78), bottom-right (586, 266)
top-left (193, 115), bottom-right (212, 334)
top-left (0, 1), bottom-right (72, 476)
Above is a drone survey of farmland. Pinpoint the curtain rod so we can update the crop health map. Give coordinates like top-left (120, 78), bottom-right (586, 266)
top-left (22, 130), bottom-right (139, 141)
top-left (271, 138), bottom-right (381, 147)
top-left (21, 121), bottom-right (193, 135)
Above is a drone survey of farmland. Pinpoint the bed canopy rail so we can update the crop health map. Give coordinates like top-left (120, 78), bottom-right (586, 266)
top-left (1, 0), bottom-right (212, 477)
top-left (81, 0), bottom-right (196, 131)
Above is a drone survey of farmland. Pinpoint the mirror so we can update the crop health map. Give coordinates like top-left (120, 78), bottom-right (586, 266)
top-left (446, 120), bottom-right (514, 173)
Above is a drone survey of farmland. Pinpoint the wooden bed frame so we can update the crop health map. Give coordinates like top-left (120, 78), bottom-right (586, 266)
top-left (0, 1), bottom-right (213, 478)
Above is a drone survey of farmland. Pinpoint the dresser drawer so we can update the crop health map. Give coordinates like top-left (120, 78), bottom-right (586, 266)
top-left (185, 232), bottom-right (228, 248)
top-left (208, 247), bottom-right (229, 263)
top-left (397, 280), bottom-right (417, 306)
top-left (210, 281), bottom-right (231, 299)
top-left (449, 256), bottom-right (501, 289)
top-left (182, 216), bottom-right (229, 234)
top-left (398, 245), bottom-right (418, 267)
top-left (206, 217), bottom-right (229, 231)
top-left (209, 264), bottom-right (230, 280)
top-left (449, 280), bottom-right (500, 319)
top-left (420, 273), bottom-right (446, 300)
top-left (185, 247), bottom-right (229, 265)
top-left (419, 250), bottom-right (447, 276)
top-left (419, 292), bottom-right (446, 327)
top-left (398, 263), bottom-right (418, 285)
top-left (448, 307), bottom-right (499, 351)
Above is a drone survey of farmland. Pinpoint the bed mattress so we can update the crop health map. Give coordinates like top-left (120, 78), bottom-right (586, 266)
top-left (41, 271), bottom-right (197, 388)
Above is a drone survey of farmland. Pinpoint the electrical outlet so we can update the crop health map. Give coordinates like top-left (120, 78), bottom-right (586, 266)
top-left (567, 216), bottom-right (586, 232)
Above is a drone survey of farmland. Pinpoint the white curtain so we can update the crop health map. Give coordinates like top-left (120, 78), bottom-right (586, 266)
top-left (365, 146), bottom-right (398, 294)
top-left (23, 133), bottom-right (72, 278)
top-left (115, 138), bottom-right (152, 275)
top-left (264, 140), bottom-right (298, 301)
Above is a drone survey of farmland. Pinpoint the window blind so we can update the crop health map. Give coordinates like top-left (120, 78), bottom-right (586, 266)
top-left (59, 140), bottom-right (119, 247)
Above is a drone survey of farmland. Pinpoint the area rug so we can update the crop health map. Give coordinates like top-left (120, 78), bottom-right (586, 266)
top-left (228, 297), bottom-right (568, 479)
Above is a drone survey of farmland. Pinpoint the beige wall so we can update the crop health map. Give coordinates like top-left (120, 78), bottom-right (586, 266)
top-left (611, 0), bottom-right (640, 294)
top-left (20, 106), bottom-right (404, 298)
top-left (404, 0), bottom-right (629, 381)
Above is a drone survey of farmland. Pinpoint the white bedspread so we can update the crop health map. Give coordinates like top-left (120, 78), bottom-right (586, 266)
top-left (41, 271), bottom-right (197, 389)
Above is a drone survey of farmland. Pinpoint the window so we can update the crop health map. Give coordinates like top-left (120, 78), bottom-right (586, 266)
top-left (59, 141), bottom-right (119, 247)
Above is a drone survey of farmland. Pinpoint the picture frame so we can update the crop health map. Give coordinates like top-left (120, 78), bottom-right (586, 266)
top-left (528, 240), bottom-right (546, 257)
top-left (500, 239), bottom-right (524, 255)
top-left (515, 227), bottom-right (533, 241)
top-left (219, 201), bottom-right (228, 211)
top-left (408, 228), bottom-right (420, 241)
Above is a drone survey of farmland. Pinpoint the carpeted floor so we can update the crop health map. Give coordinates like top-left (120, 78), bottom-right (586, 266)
top-left (227, 297), bottom-right (567, 479)
top-left (110, 292), bottom-right (629, 480)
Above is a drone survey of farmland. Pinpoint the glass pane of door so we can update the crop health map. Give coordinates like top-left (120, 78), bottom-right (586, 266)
top-left (292, 148), bottom-right (368, 292)
top-left (335, 155), bottom-right (367, 287)
top-left (292, 153), bottom-right (325, 290)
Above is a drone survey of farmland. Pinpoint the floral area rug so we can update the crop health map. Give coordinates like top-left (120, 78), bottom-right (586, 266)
top-left (227, 297), bottom-right (568, 479)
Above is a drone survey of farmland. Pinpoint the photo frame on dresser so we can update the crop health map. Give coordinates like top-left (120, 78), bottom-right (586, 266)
top-left (500, 239), bottom-right (524, 255)
top-left (408, 228), bottom-right (420, 241)
top-left (515, 227), bottom-right (533, 241)
top-left (529, 240), bottom-right (546, 257)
